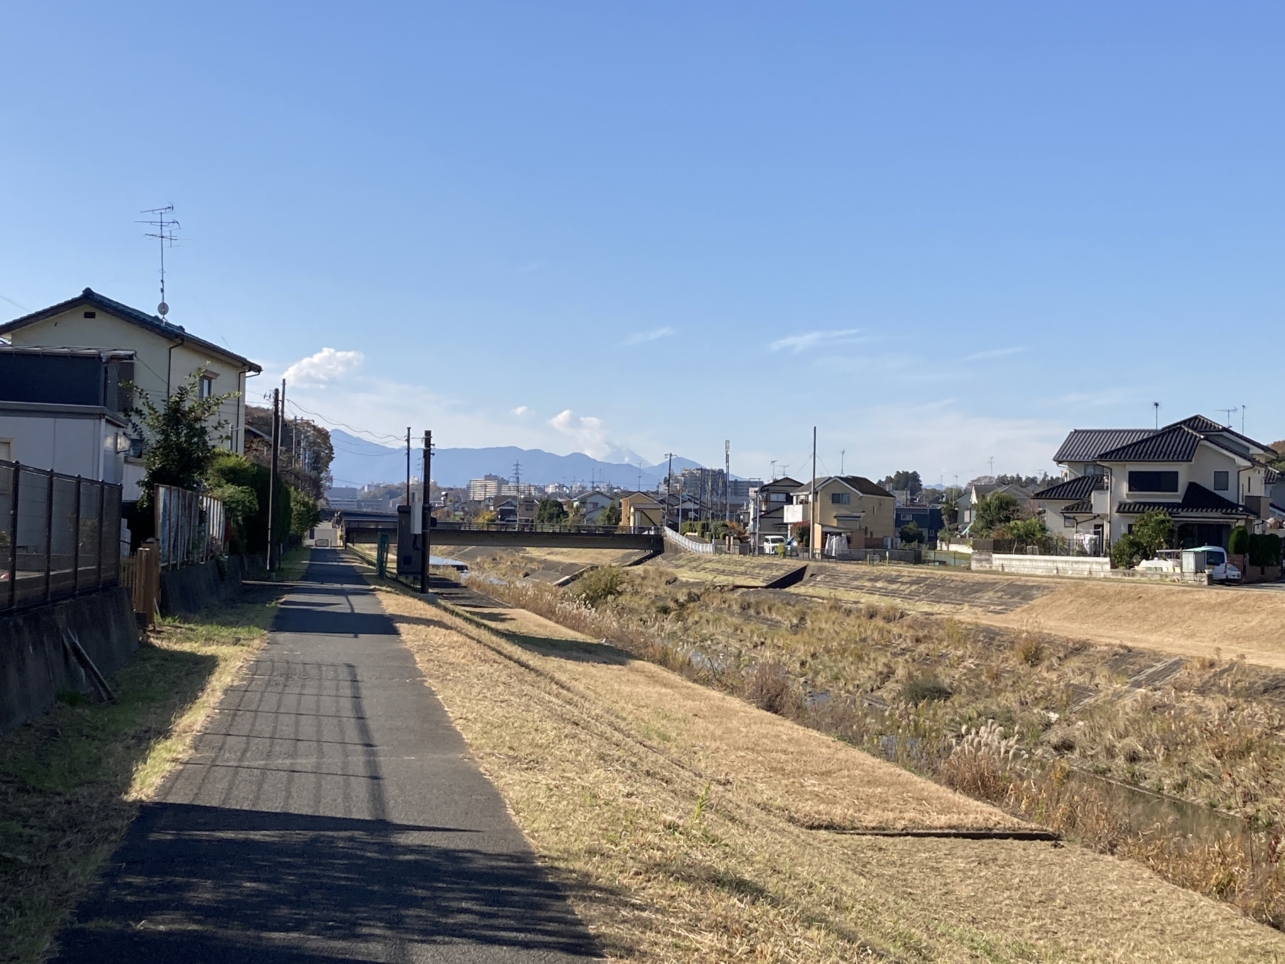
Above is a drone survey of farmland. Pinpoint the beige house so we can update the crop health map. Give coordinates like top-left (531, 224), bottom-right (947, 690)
top-left (619, 491), bottom-right (664, 529)
top-left (784, 476), bottom-right (896, 554)
top-left (0, 289), bottom-right (261, 464)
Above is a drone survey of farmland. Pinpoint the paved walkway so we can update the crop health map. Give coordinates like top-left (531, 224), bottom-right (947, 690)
top-left (53, 550), bottom-right (599, 963)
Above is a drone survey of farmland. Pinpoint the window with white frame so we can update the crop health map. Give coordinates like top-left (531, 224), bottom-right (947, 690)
top-left (830, 491), bottom-right (851, 504)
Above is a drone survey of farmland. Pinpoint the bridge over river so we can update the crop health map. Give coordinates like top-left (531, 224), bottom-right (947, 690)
top-left (337, 510), bottom-right (665, 555)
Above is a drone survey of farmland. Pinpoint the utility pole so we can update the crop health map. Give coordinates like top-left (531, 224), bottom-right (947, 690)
top-left (267, 387), bottom-right (280, 572)
top-left (405, 428), bottom-right (411, 506)
top-left (810, 426), bottom-right (817, 560)
top-left (724, 440), bottom-right (730, 524)
top-left (840, 449), bottom-right (845, 475)
top-left (1153, 402), bottom-right (1160, 430)
top-left (420, 430), bottom-right (433, 595)
top-left (664, 452), bottom-right (676, 528)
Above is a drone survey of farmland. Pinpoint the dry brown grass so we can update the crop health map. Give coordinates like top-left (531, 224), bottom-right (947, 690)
top-left (460, 554), bottom-right (1285, 930)
top-left (370, 579), bottom-right (1285, 962)
top-left (990, 579), bottom-right (1285, 669)
top-left (0, 593), bottom-right (275, 964)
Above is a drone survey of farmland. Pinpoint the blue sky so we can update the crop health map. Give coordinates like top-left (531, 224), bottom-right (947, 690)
top-left (3, 2), bottom-right (1282, 484)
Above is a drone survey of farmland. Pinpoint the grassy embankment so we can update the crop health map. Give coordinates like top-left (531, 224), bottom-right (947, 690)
top-left (356, 562), bottom-right (1285, 963)
top-left (0, 569), bottom-right (293, 964)
top-left (467, 552), bottom-right (1285, 929)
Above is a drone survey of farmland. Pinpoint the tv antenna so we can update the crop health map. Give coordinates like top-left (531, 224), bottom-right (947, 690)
top-left (137, 205), bottom-right (181, 319)
top-left (1217, 407), bottom-right (1237, 428)
top-left (1153, 401), bottom-right (1160, 429)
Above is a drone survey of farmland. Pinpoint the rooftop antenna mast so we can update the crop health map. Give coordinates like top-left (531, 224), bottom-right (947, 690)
top-left (1217, 407), bottom-right (1237, 428)
top-left (1153, 402), bottom-right (1160, 430)
top-left (137, 205), bottom-right (181, 320)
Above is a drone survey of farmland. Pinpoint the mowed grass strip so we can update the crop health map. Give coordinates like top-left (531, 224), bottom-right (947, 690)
top-left (373, 584), bottom-right (1285, 963)
top-left (0, 592), bottom-right (277, 964)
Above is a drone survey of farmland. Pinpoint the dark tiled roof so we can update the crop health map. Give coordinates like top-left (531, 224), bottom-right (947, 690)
top-left (1097, 426), bottom-right (1202, 463)
top-left (793, 476), bottom-right (894, 498)
top-left (1117, 482), bottom-right (1248, 517)
top-left (0, 288), bottom-right (261, 372)
top-left (1061, 499), bottom-right (1094, 514)
top-left (1033, 474), bottom-right (1104, 502)
top-left (1054, 429), bottom-right (1154, 463)
top-left (1164, 415), bottom-right (1275, 457)
top-left (1164, 414), bottom-right (1229, 434)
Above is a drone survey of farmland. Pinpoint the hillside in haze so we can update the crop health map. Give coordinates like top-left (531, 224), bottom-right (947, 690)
top-left (328, 430), bottom-right (703, 489)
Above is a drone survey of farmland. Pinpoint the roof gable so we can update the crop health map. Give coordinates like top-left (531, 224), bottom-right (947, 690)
top-left (1097, 426), bottom-right (1202, 463)
top-left (0, 288), bottom-right (260, 373)
top-left (1053, 429), bottom-right (1155, 463)
top-left (1033, 474), bottom-right (1104, 502)
top-left (793, 476), bottom-right (894, 498)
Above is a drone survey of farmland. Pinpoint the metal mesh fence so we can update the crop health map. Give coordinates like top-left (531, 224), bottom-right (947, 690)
top-left (1, 459), bottom-right (124, 613)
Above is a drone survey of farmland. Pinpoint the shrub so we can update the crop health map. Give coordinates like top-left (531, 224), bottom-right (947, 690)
top-left (1014, 632), bottom-right (1045, 666)
top-left (972, 493), bottom-right (1021, 537)
top-left (572, 566), bottom-right (625, 607)
top-left (1111, 532), bottom-right (1148, 570)
top-left (902, 676), bottom-right (952, 704)
top-left (744, 660), bottom-right (798, 716)
top-left (1006, 516), bottom-right (1049, 552)
top-left (1229, 526), bottom-right (1251, 556)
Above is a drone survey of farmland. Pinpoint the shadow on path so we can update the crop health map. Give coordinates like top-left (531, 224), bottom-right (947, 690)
top-left (57, 802), bottom-right (604, 962)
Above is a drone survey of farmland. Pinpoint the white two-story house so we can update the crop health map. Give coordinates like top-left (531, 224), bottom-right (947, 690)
top-left (0, 289), bottom-right (261, 461)
top-left (1035, 415), bottom-right (1275, 551)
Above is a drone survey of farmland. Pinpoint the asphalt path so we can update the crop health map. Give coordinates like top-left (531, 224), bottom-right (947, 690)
top-left (52, 549), bottom-right (600, 963)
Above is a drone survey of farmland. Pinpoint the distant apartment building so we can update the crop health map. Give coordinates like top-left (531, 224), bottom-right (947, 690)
top-left (468, 475), bottom-right (505, 501)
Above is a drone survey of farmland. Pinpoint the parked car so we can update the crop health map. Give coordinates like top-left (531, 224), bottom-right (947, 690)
top-left (761, 535), bottom-right (785, 555)
top-left (1193, 545), bottom-right (1241, 583)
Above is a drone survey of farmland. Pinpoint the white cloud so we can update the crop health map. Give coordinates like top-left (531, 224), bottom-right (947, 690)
top-left (282, 347), bottom-right (364, 386)
top-left (511, 405), bottom-right (530, 416)
top-left (964, 347), bottom-right (1024, 362)
top-left (769, 328), bottom-right (864, 353)
top-left (623, 326), bottom-right (676, 346)
top-left (549, 409), bottom-right (612, 459)
top-left (842, 400), bottom-right (1066, 480)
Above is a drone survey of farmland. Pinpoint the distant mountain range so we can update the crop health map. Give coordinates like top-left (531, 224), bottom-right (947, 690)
top-left (326, 430), bottom-right (704, 490)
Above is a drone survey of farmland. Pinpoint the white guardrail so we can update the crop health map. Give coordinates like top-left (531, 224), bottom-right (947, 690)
top-left (662, 526), bottom-right (714, 555)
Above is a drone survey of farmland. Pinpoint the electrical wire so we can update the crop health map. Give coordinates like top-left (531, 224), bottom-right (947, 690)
top-left (280, 398), bottom-right (404, 444)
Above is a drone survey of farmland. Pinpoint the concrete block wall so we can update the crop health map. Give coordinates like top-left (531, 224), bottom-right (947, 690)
top-left (0, 588), bottom-right (139, 733)
top-left (158, 555), bottom-right (246, 616)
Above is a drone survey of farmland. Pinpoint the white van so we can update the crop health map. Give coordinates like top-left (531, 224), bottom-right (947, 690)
top-left (1186, 545), bottom-right (1241, 583)
top-left (761, 535), bottom-right (785, 555)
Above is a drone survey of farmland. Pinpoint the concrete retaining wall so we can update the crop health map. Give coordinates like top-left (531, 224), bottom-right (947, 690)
top-left (973, 553), bottom-right (1210, 584)
top-left (977, 554), bottom-right (1112, 577)
top-left (0, 588), bottom-right (139, 732)
top-left (158, 555), bottom-right (247, 616)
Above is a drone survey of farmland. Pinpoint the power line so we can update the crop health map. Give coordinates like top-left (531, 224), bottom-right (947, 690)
top-left (280, 399), bottom-right (403, 443)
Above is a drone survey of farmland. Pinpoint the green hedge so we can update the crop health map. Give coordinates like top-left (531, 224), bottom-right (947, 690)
top-left (1249, 533), bottom-right (1282, 567)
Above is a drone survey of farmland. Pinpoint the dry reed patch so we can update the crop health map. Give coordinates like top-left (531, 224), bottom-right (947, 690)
top-left (517, 645), bottom-right (1023, 833)
top-left (374, 586), bottom-right (1285, 963)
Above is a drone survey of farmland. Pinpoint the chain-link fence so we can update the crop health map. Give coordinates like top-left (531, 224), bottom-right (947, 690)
top-left (1, 460), bottom-right (123, 612)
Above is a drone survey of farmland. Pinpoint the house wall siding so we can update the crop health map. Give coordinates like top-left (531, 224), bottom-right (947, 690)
top-left (0, 412), bottom-right (123, 481)
top-left (8, 308), bottom-right (250, 455)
